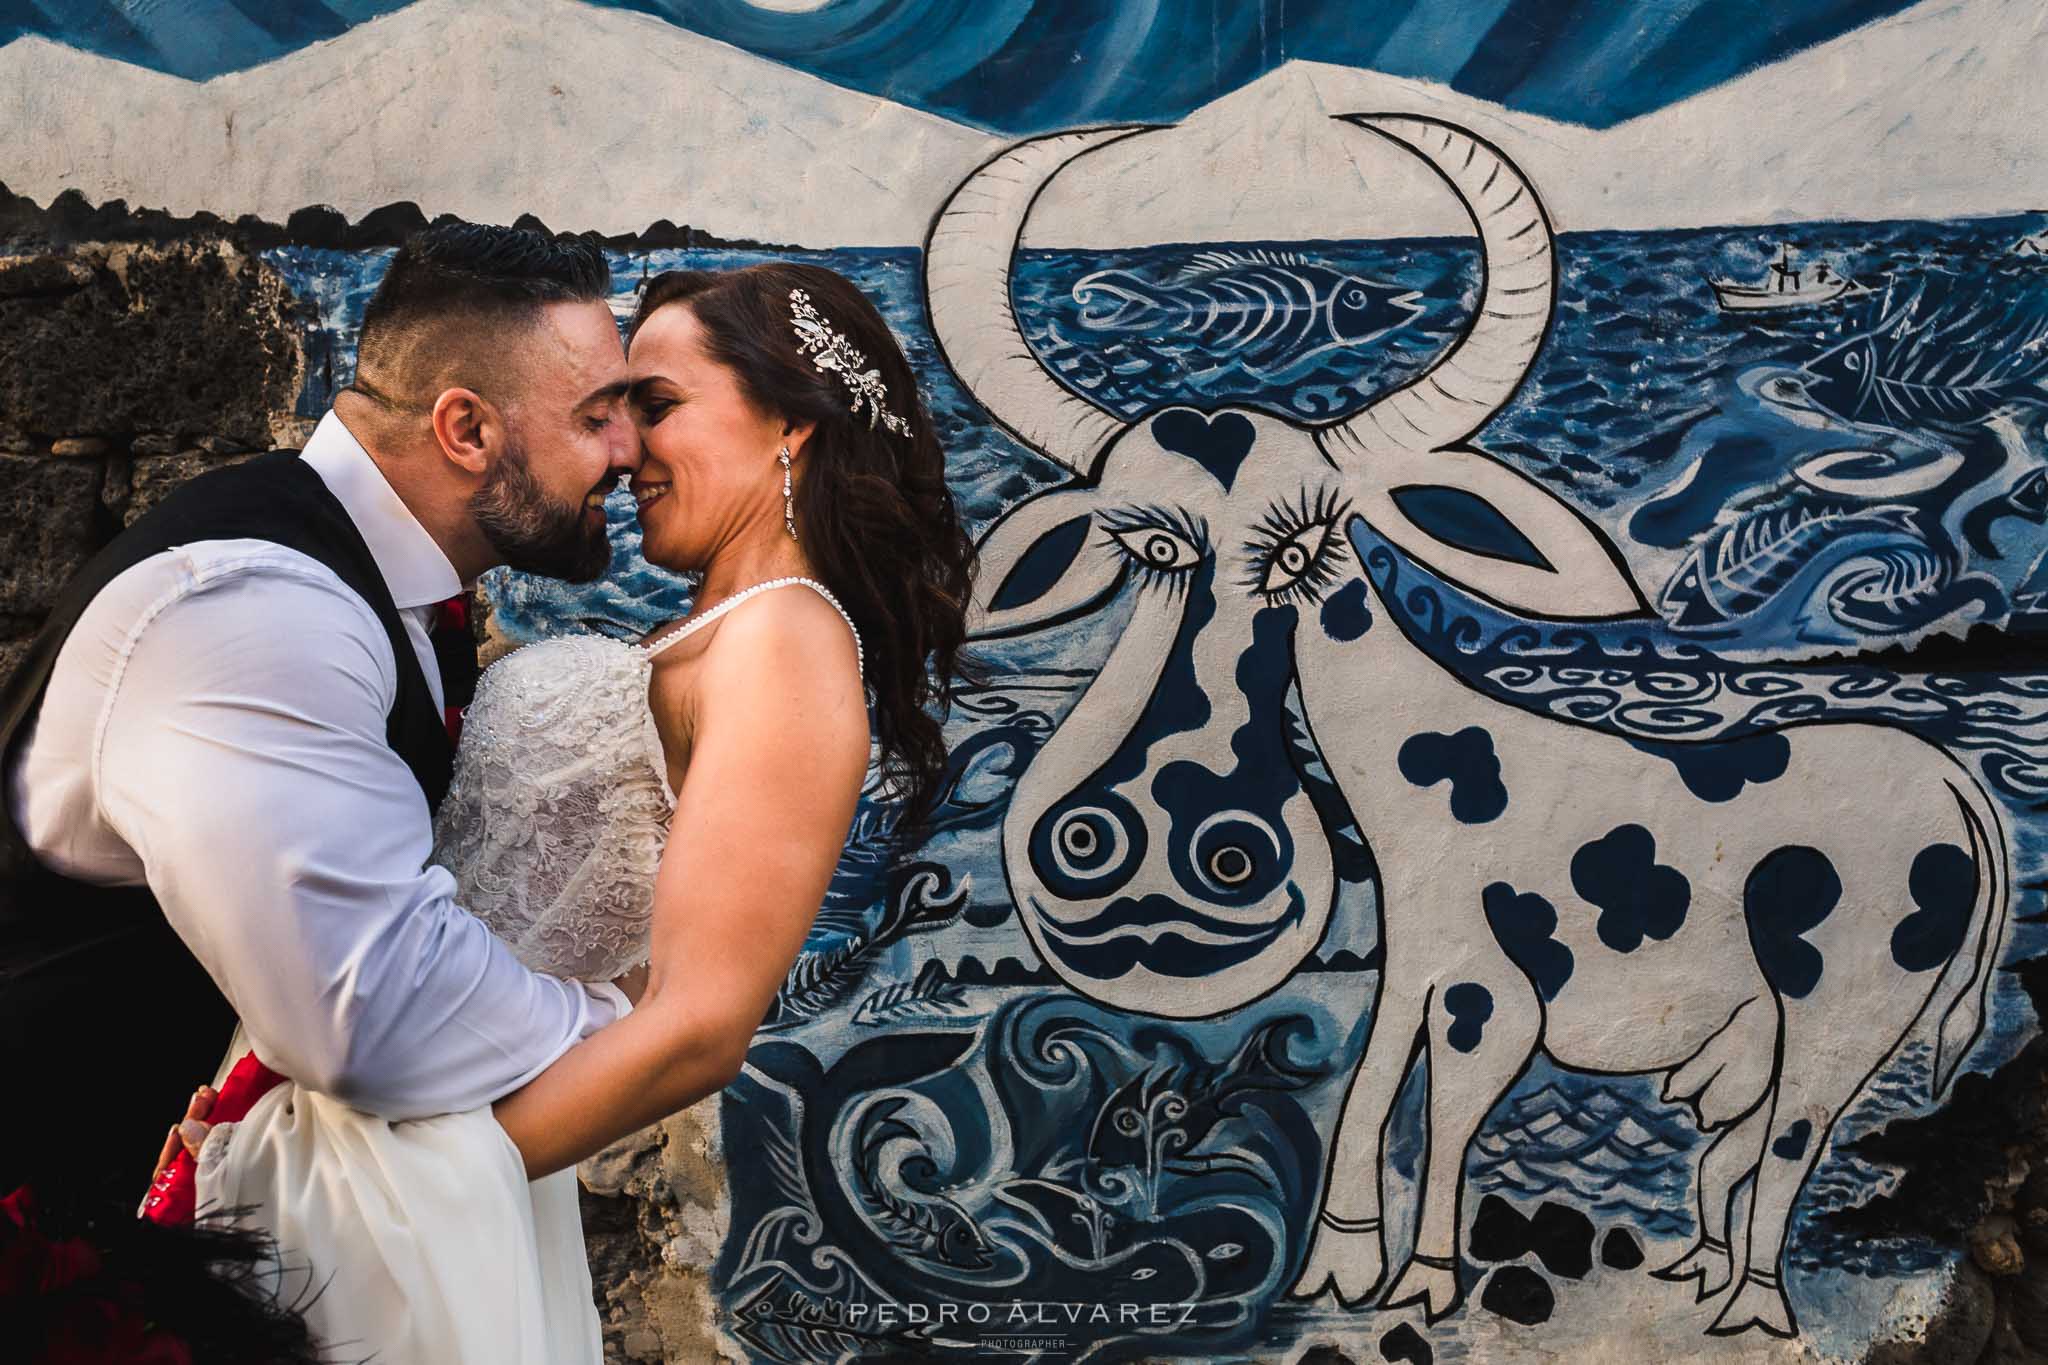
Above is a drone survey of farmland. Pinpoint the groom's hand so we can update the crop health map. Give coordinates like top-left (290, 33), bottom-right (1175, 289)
top-left (611, 962), bottom-right (650, 1006)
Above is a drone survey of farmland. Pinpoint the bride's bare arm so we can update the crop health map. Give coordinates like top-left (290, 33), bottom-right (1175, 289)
top-left (492, 603), bottom-right (868, 1177)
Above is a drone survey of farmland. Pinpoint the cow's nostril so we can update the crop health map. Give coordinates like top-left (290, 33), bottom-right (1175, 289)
top-left (1052, 807), bottom-right (1123, 877)
top-left (1210, 845), bottom-right (1253, 886)
top-left (1185, 810), bottom-right (1285, 902)
top-left (1032, 794), bottom-right (1146, 901)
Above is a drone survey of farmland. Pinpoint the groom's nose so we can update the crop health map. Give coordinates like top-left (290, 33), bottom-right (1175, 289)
top-left (605, 411), bottom-right (644, 476)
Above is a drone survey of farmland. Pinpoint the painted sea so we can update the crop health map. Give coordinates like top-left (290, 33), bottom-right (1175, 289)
top-left (267, 218), bottom-right (2048, 1362)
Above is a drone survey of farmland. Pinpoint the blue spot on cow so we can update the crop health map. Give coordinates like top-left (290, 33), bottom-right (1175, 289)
top-left (1444, 982), bottom-right (1494, 1054)
top-left (1155, 605), bottom-right (1303, 909)
top-left (1631, 732), bottom-right (1791, 803)
top-left (1483, 882), bottom-right (1573, 1001)
top-left (1399, 727), bottom-right (1508, 824)
top-left (1028, 560), bottom-right (1217, 906)
top-left (1571, 825), bottom-right (1691, 952)
top-left (1744, 845), bottom-right (1842, 1000)
top-left (1771, 1119), bottom-right (1813, 1161)
top-left (989, 512), bottom-right (1093, 612)
top-left (1319, 580), bottom-right (1372, 641)
top-left (1151, 409), bottom-right (1258, 490)
top-left (1893, 842), bottom-right (1978, 972)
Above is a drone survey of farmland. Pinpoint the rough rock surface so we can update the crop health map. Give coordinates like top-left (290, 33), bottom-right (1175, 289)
top-left (116, 449), bottom-right (261, 526)
top-left (0, 452), bottom-right (103, 614)
top-left (578, 1095), bottom-right (735, 1364)
top-left (0, 240), bottom-right (301, 450)
top-left (0, 238), bottom-right (302, 666)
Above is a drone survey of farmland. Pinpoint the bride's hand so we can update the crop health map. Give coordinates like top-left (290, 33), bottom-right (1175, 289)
top-left (611, 962), bottom-right (650, 1006)
top-left (148, 1085), bottom-right (216, 1184)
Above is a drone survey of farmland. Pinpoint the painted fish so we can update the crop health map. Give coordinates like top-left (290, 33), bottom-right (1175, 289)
top-left (858, 1097), bottom-right (996, 1270)
top-left (1086, 1016), bottom-right (1319, 1178)
top-left (1071, 250), bottom-right (1422, 377)
top-left (747, 1033), bottom-right (996, 1275)
top-left (1787, 283), bottom-right (2048, 432)
top-left (1962, 466), bottom-right (2048, 558)
top-left (1821, 541), bottom-right (2001, 637)
top-left (1659, 502), bottom-right (1927, 627)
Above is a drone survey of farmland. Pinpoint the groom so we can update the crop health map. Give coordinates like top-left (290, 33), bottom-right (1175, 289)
top-left (0, 224), bottom-right (641, 1228)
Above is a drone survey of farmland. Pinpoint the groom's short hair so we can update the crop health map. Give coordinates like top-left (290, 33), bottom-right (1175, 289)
top-left (351, 222), bottom-right (612, 412)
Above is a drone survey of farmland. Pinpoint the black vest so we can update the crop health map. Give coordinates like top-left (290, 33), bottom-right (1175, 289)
top-left (0, 452), bottom-right (460, 1202)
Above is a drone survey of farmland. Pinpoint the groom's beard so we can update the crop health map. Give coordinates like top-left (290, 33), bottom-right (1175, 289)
top-left (471, 440), bottom-right (613, 583)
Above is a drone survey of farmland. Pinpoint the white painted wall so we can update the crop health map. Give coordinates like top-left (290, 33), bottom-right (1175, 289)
top-left (1, 0), bottom-right (2040, 248)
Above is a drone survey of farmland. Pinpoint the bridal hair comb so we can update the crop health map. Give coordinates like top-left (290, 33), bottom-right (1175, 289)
top-left (788, 288), bottom-right (913, 438)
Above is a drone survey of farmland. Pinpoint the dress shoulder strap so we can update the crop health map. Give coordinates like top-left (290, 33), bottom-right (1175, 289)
top-left (641, 577), bottom-right (864, 679)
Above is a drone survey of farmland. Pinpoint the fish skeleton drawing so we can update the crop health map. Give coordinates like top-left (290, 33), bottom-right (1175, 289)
top-left (1781, 283), bottom-right (2048, 432)
top-left (1659, 502), bottom-right (1928, 627)
top-left (1071, 250), bottom-right (1423, 378)
top-left (857, 1097), bottom-right (996, 1270)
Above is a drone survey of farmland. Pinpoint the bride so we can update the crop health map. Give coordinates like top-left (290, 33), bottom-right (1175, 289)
top-left (171, 263), bottom-right (975, 1363)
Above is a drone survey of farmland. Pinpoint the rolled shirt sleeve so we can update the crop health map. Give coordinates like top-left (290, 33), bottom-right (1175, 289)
top-left (88, 550), bottom-right (623, 1119)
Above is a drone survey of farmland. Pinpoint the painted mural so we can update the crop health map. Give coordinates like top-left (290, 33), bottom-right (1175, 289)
top-left (6, 0), bottom-right (2047, 1360)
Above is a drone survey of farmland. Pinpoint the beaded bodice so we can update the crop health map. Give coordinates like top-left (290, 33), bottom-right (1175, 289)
top-left (429, 578), bottom-right (861, 980)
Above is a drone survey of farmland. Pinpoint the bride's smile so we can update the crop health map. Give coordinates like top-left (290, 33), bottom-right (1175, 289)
top-left (625, 300), bottom-right (814, 575)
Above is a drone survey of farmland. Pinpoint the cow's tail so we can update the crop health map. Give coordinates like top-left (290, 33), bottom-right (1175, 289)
top-left (1931, 776), bottom-right (2009, 1099)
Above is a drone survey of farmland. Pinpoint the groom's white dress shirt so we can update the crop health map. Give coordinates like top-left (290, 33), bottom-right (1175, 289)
top-left (5, 411), bottom-right (628, 1118)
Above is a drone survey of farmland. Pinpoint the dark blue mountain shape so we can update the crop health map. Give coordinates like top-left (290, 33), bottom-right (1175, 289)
top-left (2, 0), bottom-right (1924, 135)
top-left (934, 954), bottom-right (1060, 986)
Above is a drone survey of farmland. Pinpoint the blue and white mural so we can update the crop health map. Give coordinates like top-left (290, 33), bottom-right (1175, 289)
top-left (6, 0), bottom-right (2046, 1359)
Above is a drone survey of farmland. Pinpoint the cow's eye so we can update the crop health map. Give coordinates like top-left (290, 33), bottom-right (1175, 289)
top-left (1108, 525), bottom-right (1201, 575)
top-left (1246, 487), bottom-right (1353, 604)
top-left (1100, 505), bottom-right (1208, 592)
top-left (1260, 522), bottom-right (1339, 597)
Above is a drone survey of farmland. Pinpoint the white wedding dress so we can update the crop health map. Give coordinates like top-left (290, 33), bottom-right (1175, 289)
top-left (192, 578), bottom-right (860, 1365)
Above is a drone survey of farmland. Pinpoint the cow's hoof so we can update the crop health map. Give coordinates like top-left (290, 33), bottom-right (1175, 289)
top-left (1381, 1260), bottom-right (1462, 1322)
top-left (1706, 1271), bottom-right (1796, 1338)
top-left (1651, 1237), bottom-right (1732, 1301)
top-left (1288, 1225), bottom-right (1385, 1308)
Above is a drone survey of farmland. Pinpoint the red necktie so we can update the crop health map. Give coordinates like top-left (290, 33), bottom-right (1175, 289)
top-left (431, 594), bottom-right (470, 747)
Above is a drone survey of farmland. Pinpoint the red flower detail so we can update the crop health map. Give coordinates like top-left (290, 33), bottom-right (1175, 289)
top-left (1, 1183), bottom-right (34, 1230)
top-left (1, 1185), bottom-right (193, 1364)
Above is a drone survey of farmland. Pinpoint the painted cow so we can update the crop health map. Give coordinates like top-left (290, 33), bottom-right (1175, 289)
top-left (924, 115), bottom-right (2010, 1339)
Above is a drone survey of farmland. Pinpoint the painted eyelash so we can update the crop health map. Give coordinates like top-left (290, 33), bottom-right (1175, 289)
top-left (1240, 485), bottom-right (1354, 603)
top-left (1099, 502), bottom-right (1210, 547)
top-left (1099, 503), bottom-right (1209, 596)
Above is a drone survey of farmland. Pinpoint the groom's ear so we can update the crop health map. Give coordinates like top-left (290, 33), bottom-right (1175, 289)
top-left (431, 388), bottom-right (496, 477)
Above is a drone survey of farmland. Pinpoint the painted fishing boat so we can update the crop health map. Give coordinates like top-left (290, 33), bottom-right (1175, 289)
top-left (1709, 244), bottom-right (1869, 312)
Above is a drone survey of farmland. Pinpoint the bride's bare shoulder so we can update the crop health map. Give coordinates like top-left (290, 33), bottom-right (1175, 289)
top-left (717, 589), bottom-right (859, 688)
top-left (651, 592), bottom-right (863, 744)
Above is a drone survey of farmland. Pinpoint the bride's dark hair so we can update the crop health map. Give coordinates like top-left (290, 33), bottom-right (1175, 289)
top-left (627, 263), bottom-right (976, 829)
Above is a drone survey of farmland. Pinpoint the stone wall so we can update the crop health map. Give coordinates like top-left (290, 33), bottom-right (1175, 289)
top-left (0, 238), bottom-right (306, 674)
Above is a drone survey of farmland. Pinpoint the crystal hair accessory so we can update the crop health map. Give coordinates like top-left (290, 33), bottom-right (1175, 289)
top-left (788, 288), bottom-right (913, 438)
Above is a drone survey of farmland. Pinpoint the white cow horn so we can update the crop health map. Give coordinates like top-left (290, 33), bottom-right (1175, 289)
top-left (923, 128), bottom-right (1151, 474)
top-left (1323, 115), bottom-right (1556, 461)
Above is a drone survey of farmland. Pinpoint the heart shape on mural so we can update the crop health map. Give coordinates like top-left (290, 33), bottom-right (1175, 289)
top-left (1150, 409), bottom-right (1258, 489)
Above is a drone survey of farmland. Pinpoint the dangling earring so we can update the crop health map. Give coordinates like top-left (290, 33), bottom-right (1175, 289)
top-left (779, 445), bottom-right (797, 543)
